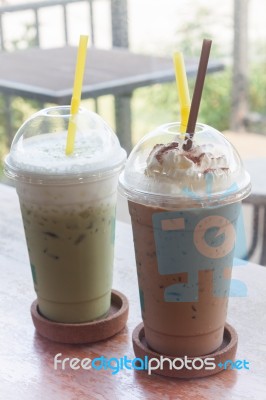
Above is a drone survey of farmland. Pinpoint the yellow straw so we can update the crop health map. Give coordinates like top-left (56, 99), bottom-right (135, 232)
top-left (65, 35), bottom-right (89, 155)
top-left (173, 52), bottom-right (191, 134)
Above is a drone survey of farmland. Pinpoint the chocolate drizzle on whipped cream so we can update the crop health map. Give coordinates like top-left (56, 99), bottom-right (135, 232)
top-left (155, 142), bottom-right (179, 164)
top-left (184, 150), bottom-right (205, 166)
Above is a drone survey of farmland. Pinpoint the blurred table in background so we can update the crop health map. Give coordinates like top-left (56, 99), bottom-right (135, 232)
top-left (0, 46), bottom-right (224, 152)
top-left (243, 158), bottom-right (266, 265)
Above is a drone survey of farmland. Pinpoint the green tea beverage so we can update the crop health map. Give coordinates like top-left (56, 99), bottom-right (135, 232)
top-left (5, 106), bottom-right (126, 323)
top-left (119, 122), bottom-right (250, 356)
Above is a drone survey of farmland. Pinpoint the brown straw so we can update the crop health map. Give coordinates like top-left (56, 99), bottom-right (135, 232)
top-left (183, 39), bottom-right (212, 151)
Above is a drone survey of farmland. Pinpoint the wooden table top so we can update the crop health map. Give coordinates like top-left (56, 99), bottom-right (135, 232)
top-left (0, 182), bottom-right (265, 400)
top-left (0, 46), bottom-right (224, 103)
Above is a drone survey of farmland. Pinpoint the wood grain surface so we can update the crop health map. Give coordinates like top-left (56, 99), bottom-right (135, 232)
top-left (0, 183), bottom-right (265, 400)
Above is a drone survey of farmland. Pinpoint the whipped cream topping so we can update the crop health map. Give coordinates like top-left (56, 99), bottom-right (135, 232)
top-left (143, 139), bottom-right (235, 197)
top-left (145, 141), bottom-right (229, 179)
top-left (119, 123), bottom-right (251, 206)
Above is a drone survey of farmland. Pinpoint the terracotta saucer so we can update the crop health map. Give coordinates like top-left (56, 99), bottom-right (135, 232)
top-left (132, 322), bottom-right (238, 379)
top-left (31, 289), bottom-right (129, 344)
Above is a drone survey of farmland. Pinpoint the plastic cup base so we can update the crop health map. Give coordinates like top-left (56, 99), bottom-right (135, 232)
top-left (132, 322), bottom-right (238, 379)
top-left (31, 289), bottom-right (129, 344)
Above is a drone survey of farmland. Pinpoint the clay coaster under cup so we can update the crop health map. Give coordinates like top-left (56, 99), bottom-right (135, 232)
top-left (132, 322), bottom-right (238, 379)
top-left (31, 289), bottom-right (129, 344)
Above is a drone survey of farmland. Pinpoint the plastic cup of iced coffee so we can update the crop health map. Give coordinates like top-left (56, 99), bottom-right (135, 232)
top-left (4, 106), bottom-right (126, 323)
top-left (119, 122), bottom-right (251, 356)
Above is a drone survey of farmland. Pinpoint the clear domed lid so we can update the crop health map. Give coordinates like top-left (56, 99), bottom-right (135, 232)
top-left (119, 122), bottom-right (251, 207)
top-left (5, 106), bottom-right (126, 183)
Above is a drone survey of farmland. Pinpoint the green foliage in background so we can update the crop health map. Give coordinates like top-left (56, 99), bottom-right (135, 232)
top-left (0, 21), bottom-right (40, 178)
top-left (249, 63), bottom-right (266, 113)
top-left (0, 95), bottom-right (39, 178)
top-left (198, 69), bottom-right (232, 130)
top-left (133, 59), bottom-right (266, 146)
top-left (132, 2), bottom-right (266, 145)
top-left (132, 68), bottom-right (232, 145)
